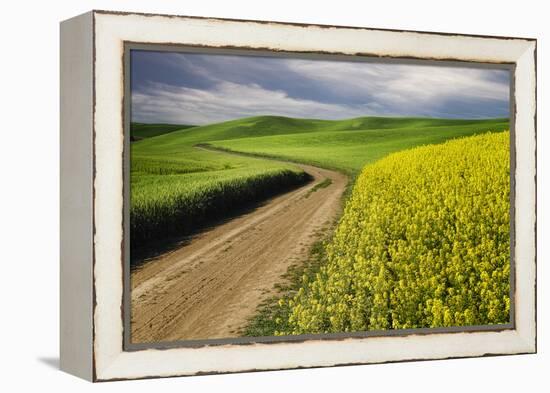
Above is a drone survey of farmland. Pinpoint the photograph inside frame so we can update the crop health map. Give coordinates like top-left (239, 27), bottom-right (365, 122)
top-left (126, 47), bottom-right (513, 346)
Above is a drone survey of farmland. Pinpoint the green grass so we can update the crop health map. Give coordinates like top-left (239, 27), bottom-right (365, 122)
top-left (131, 115), bottom-right (509, 262)
top-left (205, 116), bottom-right (509, 175)
top-left (130, 122), bottom-right (195, 140)
top-left (304, 178), bottom-right (332, 199)
top-left (241, 231), bottom-right (333, 337)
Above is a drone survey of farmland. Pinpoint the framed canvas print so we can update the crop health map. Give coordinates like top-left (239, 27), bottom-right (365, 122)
top-left (60, 10), bottom-right (537, 382)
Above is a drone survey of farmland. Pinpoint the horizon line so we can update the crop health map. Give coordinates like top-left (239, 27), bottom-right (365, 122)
top-left (131, 114), bottom-right (510, 127)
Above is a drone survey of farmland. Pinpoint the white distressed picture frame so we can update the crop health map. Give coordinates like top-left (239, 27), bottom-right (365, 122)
top-left (60, 10), bottom-right (536, 382)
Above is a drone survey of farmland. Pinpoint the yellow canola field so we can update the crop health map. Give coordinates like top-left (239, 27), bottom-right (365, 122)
top-left (279, 131), bottom-right (510, 335)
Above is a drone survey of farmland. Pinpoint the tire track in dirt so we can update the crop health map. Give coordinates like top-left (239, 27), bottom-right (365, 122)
top-left (131, 148), bottom-right (348, 343)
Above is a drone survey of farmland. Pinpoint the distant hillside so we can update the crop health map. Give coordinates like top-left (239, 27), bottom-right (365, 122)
top-left (195, 115), bottom-right (509, 174)
top-left (130, 122), bottom-right (195, 140)
top-left (138, 115), bottom-right (508, 147)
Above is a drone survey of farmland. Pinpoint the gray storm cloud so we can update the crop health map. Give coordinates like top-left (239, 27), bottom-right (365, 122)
top-left (131, 51), bottom-right (510, 125)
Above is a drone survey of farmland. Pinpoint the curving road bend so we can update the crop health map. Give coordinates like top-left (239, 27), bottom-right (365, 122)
top-left (130, 152), bottom-right (348, 344)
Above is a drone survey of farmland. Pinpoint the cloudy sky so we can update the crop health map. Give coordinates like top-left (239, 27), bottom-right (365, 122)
top-left (131, 50), bottom-right (510, 125)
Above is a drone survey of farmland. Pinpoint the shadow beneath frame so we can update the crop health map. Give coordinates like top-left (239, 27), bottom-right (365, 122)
top-left (37, 356), bottom-right (59, 370)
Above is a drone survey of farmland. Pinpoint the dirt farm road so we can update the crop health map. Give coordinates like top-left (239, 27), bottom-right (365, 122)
top-left (131, 154), bottom-right (348, 344)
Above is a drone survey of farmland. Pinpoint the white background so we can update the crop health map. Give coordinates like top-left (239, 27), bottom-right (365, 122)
top-left (0, 0), bottom-right (546, 391)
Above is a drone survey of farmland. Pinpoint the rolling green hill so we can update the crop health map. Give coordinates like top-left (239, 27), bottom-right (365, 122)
top-left (131, 115), bottom-right (509, 258)
top-left (203, 116), bottom-right (508, 174)
top-left (144, 115), bottom-right (507, 145)
top-left (130, 122), bottom-right (195, 140)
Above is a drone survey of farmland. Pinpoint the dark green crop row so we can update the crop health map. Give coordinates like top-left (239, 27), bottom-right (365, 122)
top-left (130, 166), bottom-right (311, 262)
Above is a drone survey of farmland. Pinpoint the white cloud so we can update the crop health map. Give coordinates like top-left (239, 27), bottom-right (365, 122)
top-left (132, 81), bottom-right (370, 125)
